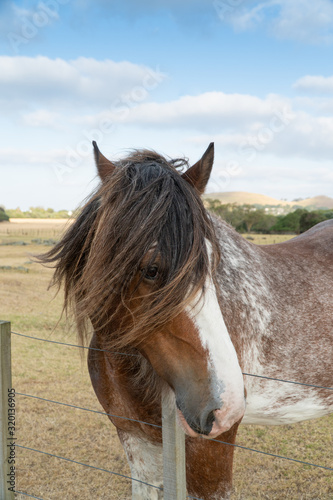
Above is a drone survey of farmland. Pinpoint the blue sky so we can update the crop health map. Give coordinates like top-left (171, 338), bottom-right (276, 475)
top-left (1, 0), bottom-right (333, 210)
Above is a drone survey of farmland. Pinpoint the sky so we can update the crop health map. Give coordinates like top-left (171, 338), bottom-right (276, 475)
top-left (1, 0), bottom-right (333, 210)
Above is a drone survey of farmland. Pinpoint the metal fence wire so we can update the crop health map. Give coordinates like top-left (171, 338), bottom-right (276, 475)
top-left (2, 327), bottom-right (333, 500)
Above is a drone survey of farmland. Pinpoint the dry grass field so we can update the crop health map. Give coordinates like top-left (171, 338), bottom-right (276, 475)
top-left (0, 220), bottom-right (332, 500)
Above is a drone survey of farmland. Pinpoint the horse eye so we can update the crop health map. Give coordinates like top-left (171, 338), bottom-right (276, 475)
top-left (143, 265), bottom-right (159, 281)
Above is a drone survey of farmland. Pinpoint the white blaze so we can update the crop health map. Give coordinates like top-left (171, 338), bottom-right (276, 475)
top-left (187, 270), bottom-right (246, 436)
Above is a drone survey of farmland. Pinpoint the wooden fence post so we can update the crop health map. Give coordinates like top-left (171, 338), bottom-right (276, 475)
top-left (162, 392), bottom-right (186, 499)
top-left (0, 321), bottom-right (15, 500)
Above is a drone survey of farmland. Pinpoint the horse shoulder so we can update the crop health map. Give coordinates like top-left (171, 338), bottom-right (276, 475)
top-left (211, 218), bottom-right (333, 424)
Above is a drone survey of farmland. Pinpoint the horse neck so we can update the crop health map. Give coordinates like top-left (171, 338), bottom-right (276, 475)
top-left (90, 331), bottom-right (165, 439)
top-left (104, 342), bottom-right (164, 405)
top-left (212, 215), bottom-right (271, 364)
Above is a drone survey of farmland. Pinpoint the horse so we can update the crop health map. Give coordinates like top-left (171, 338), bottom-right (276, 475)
top-left (39, 142), bottom-right (333, 499)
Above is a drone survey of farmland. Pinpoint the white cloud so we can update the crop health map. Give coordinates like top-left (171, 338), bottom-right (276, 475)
top-left (2, 57), bottom-right (333, 208)
top-left (0, 0), bottom-right (61, 52)
top-left (222, 1), bottom-right (269, 31)
top-left (14, 85), bottom-right (333, 165)
top-left (118, 88), bottom-right (332, 163)
top-left (0, 56), bottom-right (165, 109)
top-left (272, 0), bottom-right (333, 43)
top-left (79, 91), bottom-right (292, 132)
top-left (7, 85), bottom-right (333, 169)
top-left (189, 110), bottom-right (333, 163)
top-left (0, 147), bottom-right (67, 166)
top-left (22, 109), bottom-right (62, 129)
top-left (293, 75), bottom-right (333, 94)
top-left (225, 0), bottom-right (333, 44)
top-left (0, 2), bottom-right (26, 37)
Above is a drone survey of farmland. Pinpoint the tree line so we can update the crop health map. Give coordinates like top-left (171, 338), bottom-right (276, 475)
top-left (1, 206), bottom-right (72, 219)
top-left (1, 202), bottom-right (333, 234)
top-left (0, 207), bottom-right (9, 222)
top-left (205, 200), bottom-right (333, 234)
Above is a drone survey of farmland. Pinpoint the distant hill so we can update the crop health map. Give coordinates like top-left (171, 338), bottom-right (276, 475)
top-left (296, 196), bottom-right (333, 209)
top-left (203, 192), bottom-right (333, 210)
top-left (203, 191), bottom-right (289, 206)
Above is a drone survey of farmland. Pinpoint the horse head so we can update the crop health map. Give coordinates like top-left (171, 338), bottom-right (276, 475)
top-left (44, 142), bottom-right (245, 439)
top-left (91, 142), bottom-right (246, 438)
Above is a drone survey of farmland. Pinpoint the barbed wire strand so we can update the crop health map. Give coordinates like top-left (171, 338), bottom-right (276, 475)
top-left (242, 372), bottom-right (333, 391)
top-left (16, 444), bottom-right (162, 492)
top-left (11, 331), bottom-right (139, 357)
top-left (11, 331), bottom-right (333, 390)
top-left (9, 331), bottom-right (333, 499)
top-left (16, 392), bottom-right (161, 429)
top-left (15, 443), bottom-right (201, 500)
top-left (13, 486), bottom-right (200, 500)
top-left (14, 491), bottom-right (43, 500)
top-left (210, 438), bottom-right (333, 471)
top-left (14, 438), bottom-right (333, 500)
top-left (15, 392), bottom-right (332, 471)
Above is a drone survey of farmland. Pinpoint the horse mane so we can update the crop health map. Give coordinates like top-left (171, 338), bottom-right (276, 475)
top-left (38, 149), bottom-right (220, 350)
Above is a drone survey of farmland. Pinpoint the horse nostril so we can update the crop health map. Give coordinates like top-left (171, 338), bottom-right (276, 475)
top-left (177, 398), bottom-right (218, 436)
top-left (189, 409), bottom-right (217, 435)
top-left (199, 410), bottom-right (215, 436)
top-left (180, 410), bottom-right (216, 436)
top-left (201, 409), bottom-right (216, 435)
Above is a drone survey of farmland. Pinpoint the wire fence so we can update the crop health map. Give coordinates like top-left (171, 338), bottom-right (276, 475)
top-left (1, 326), bottom-right (333, 500)
top-left (15, 391), bottom-right (333, 471)
top-left (12, 331), bottom-right (333, 392)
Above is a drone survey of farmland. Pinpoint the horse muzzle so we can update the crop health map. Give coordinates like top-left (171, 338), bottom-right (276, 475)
top-left (176, 396), bottom-right (246, 439)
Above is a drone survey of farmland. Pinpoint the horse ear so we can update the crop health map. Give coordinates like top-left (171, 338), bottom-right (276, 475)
top-left (182, 142), bottom-right (214, 194)
top-left (92, 141), bottom-right (116, 182)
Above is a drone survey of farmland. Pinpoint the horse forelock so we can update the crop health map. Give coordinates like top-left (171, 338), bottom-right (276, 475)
top-left (40, 150), bottom-right (219, 349)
